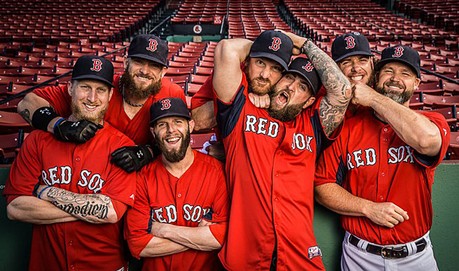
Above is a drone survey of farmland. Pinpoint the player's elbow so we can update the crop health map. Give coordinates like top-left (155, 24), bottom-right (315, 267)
top-left (415, 133), bottom-right (442, 156)
top-left (105, 212), bottom-right (120, 224)
top-left (6, 204), bottom-right (23, 221)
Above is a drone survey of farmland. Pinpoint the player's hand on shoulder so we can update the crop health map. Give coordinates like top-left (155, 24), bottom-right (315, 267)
top-left (111, 145), bottom-right (154, 173)
top-left (248, 93), bottom-right (270, 109)
top-left (53, 118), bottom-right (103, 143)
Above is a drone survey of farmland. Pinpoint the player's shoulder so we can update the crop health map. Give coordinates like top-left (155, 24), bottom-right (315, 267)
top-left (193, 150), bottom-right (225, 172)
top-left (100, 122), bottom-right (135, 145)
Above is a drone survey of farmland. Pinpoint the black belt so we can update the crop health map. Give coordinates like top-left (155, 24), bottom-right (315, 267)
top-left (349, 235), bottom-right (427, 259)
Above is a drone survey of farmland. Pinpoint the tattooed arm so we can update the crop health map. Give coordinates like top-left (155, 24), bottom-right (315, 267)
top-left (36, 185), bottom-right (119, 224)
top-left (283, 32), bottom-right (352, 136)
top-left (7, 196), bottom-right (78, 224)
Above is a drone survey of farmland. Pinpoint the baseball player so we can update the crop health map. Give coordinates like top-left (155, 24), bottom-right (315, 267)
top-left (4, 55), bottom-right (137, 271)
top-left (17, 34), bottom-right (186, 172)
top-left (191, 31), bottom-right (375, 135)
top-left (124, 98), bottom-right (228, 271)
top-left (332, 32), bottom-right (375, 86)
top-left (189, 30), bottom-right (294, 161)
top-left (315, 45), bottom-right (450, 270)
top-left (191, 30), bottom-right (293, 131)
top-left (213, 30), bottom-right (352, 270)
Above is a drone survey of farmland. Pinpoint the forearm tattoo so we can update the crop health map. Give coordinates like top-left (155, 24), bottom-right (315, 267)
top-left (46, 187), bottom-right (111, 221)
top-left (302, 41), bottom-right (352, 135)
top-left (19, 109), bottom-right (32, 125)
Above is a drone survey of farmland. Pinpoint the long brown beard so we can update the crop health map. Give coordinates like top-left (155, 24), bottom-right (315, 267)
top-left (119, 68), bottom-right (162, 100)
top-left (155, 127), bottom-right (191, 163)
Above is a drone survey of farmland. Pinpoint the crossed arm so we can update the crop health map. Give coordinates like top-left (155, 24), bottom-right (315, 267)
top-left (7, 185), bottom-right (121, 224)
top-left (140, 220), bottom-right (222, 257)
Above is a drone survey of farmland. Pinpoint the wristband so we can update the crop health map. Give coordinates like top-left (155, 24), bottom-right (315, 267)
top-left (301, 38), bottom-right (313, 54)
top-left (32, 106), bottom-right (60, 131)
top-left (53, 117), bottom-right (66, 130)
top-left (32, 183), bottom-right (40, 197)
top-left (37, 186), bottom-right (52, 200)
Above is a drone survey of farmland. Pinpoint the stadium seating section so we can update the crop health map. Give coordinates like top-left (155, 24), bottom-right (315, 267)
top-left (0, 0), bottom-right (458, 161)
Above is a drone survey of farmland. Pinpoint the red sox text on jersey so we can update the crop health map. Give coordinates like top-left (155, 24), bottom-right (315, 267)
top-left (244, 114), bottom-right (314, 152)
top-left (41, 167), bottom-right (105, 193)
top-left (346, 145), bottom-right (414, 169)
top-left (151, 204), bottom-right (211, 223)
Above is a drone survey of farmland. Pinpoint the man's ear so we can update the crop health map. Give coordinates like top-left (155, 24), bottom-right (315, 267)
top-left (302, 96), bottom-right (316, 109)
top-left (108, 87), bottom-right (114, 101)
top-left (160, 66), bottom-right (168, 78)
top-left (188, 119), bottom-right (195, 134)
top-left (124, 57), bottom-right (129, 70)
top-left (150, 127), bottom-right (156, 138)
top-left (414, 77), bottom-right (421, 90)
top-left (67, 81), bottom-right (73, 96)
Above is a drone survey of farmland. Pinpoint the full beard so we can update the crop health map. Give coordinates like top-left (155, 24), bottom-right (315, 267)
top-left (267, 90), bottom-right (306, 122)
top-left (375, 85), bottom-right (412, 105)
top-left (245, 65), bottom-right (272, 95)
top-left (249, 77), bottom-right (272, 95)
top-left (156, 128), bottom-right (191, 163)
top-left (71, 102), bottom-right (107, 124)
top-left (119, 69), bottom-right (162, 100)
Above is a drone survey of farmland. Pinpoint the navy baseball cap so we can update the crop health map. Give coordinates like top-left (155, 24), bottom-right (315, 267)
top-left (72, 55), bottom-right (114, 87)
top-left (150, 98), bottom-right (191, 125)
top-left (128, 34), bottom-right (168, 67)
top-left (375, 45), bottom-right (421, 78)
top-left (332, 32), bottom-right (373, 63)
top-left (287, 57), bottom-right (321, 95)
top-left (249, 30), bottom-right (293, 71)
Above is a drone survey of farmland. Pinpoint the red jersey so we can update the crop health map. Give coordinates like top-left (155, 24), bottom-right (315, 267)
top-left (315, 109), bottom-right (450, 245)
top-left (217, 73), bottom-right (332, 271)
top-left (3, 122), bottom-right (138, 271)
top-left (124, 151), bottom-right (228, 271)
top-left (34, 74), bottom-right (186, 144)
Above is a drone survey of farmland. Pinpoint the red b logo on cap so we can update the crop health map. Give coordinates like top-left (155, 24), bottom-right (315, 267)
top-left (302, 62), bottom-right (314, 72)
top-left (392, 46), bottom-right (404, 58)
top-left (344, 36), bottom-right (356, 50)
top-left (146, 39), bottom-right (158, 52)
top-left (90, 59), bottom-right (103, 72)
top-left (160, 99), bottom-right (171, 110)
top-left (269, 37), bottom-right (282, 51)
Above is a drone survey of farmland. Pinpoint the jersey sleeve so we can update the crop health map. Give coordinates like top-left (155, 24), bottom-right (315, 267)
top-left (124, 175), bottom-right (153, 259)
top-left (191, 74), bottom-right (214, 110)
top-left (414, 111), bottom-right (451, 168)
top-left (3, 132), bottom-right (43, 204)
top-left (207, 161), bottom-right (229, 245)
top-left (315, 127), bottom-right (348, 187)
top-left (102, 135), bottom-right (138, 207)
top-left (33, 85), bottom-right (72, 117)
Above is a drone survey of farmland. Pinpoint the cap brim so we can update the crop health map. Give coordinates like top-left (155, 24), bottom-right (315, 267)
top-left (287, 70), bottom-right (318, 95)
top-left (150, 113), bottom-right (191, 125)
top-left (129, 54), bottom-right (168, 67)
top-left (250, 52), bottom-right (289, 70)
top-left (334, 51), bottom-right (374, 63)
top-left (72, 75), bottom-right (114, 88)
top-left (375, 59), bottom-right (421, 78)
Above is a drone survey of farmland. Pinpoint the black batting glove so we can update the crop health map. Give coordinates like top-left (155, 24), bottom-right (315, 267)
top-left (53, 118), bottom-right (103, 143)
top-left (110, 145), bottom-right (154, 173)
